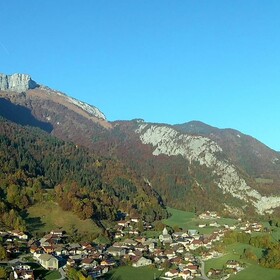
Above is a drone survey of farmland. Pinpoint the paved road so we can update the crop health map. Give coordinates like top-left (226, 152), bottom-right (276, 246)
top-left (58, 266), bottom-right (67, 280)
top-left (199, 258), bottom-right (210, 280)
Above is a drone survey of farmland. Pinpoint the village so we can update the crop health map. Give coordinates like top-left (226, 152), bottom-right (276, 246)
top-left (0, 211), bottom-right (265, 280)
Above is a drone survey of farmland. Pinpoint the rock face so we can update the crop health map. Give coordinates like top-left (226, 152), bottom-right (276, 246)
top-left (0, 73), bottom-right (106, 120)
top-left (0, 73), bottom-right (38, 92)
top-left (135, 123), bottom-right (280, 214)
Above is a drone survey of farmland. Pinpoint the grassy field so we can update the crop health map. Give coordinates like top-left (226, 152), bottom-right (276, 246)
top-left (27, 201), bottom-right (101, 236)
top-left (205, 242), bottom-right (280, 280)
top-left (230, 263), bottom-right (280, 280)
top-left (104, 266), bottom-right (164, 280)
top-left (163, 207), bottom-right (195, 229)
top-left (163, 207), bottom-right (238, 234)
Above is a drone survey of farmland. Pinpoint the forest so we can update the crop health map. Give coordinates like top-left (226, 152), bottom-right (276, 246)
top-left (0, 117), bottom-right (168, 233)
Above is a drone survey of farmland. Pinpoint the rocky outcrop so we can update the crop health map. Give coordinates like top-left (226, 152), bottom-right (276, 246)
top-left (0, 73), bottom-right (38, 92)
top-left (40, 86), bottom-right (107, 120)
top-left (0, 73), bottom-right (106, 120)
top-left (135, 123), bottom-right (280, 214)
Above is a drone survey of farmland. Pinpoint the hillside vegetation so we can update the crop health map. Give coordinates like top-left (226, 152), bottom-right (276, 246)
top-left (0, 117), bottom-right (167, 234)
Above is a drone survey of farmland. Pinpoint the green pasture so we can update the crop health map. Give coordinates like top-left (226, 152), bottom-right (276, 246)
top-left (163, 207), bottom-right (238, 234)
top-left (26, 201), bottom-right (101, 236)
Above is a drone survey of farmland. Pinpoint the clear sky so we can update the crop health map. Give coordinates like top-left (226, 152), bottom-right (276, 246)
top-left (1, 1), bottom-right (280, 150)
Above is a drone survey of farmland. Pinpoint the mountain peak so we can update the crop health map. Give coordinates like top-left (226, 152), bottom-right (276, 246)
top-left (0, 73), bottom-right (107, 121)
top-left (0, 73), bottom-right (39, 93)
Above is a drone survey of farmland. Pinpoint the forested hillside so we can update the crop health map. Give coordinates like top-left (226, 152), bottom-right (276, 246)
top-left (0, 117), bottom-right (167, 232)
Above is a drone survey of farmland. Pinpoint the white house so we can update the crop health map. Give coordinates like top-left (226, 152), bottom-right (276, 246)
top-left (38, 254), bottom-right (59, 270)
top-left (132, 257), bottom-right (152, 267)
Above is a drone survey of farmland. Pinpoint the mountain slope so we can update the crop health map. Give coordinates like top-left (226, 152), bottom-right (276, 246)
top-left (175, 121), bottom-right (280, 194)
top-left (0, 117), bottom-right (168, 232)
top-left (134, 123), bottom-right (280, 214)
top-left (1, 73), bottom-right (280, 217)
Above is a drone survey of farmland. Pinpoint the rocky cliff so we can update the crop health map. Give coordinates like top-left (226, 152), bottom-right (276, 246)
top-left (135, 123), bottom-right (280, 215)
top-left (0, 73), bottom-right (38, 92)
top-left (0, 73), bottom-right (106, 121)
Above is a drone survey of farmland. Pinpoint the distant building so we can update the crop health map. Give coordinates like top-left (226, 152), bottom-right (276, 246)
top-left (38, 254), bottom-right (59, 270)
top-left (159, 227), bottom-right (172, 244)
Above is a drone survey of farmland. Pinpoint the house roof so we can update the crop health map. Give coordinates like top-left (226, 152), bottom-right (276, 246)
top-left (38, 254), bottom-right (56, 262)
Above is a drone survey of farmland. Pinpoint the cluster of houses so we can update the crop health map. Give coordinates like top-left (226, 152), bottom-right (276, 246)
top-left (106, 225), bottom-right (228, 279)
top-left (0, 211), bottom-right (265, 280)
top-left (199, 211), bottom-right (221, 220)
top-left (0, 229), bottom-right (28, 257)
top-left (1, 225), bottom-right (225, 279)
top-left (30, 230), bottom-right (118, 278)
top-left (239, 221), bottom-right (263, 233)
top-left (11, 263), bottom-right (35, 280)
top-left (115, 216), bottom-right (152, 239)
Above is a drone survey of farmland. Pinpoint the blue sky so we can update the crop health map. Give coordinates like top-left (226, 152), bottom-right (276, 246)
top-left (1, 1), bottom-right (280, 150)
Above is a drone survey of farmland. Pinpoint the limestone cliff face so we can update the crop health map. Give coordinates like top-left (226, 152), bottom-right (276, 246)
top-left (135, 123), bottom-right (280, 215)
top-left (0, 73), bottom-right (39, 92)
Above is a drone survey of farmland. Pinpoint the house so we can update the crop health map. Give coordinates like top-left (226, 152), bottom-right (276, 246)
top-left (207, 268), bottom-right (223, 277)
top-left (185, 264), bottom-right (199, 274)
top-left (226, 260), bottom-right (241, 269)
top-left (135, 243), bottom-right (147, 252)
top-left (209, 221), bottom-right (220, 227)
top-left (132, 256), bottom-right (152, 267)
top-left (154, 256), bottom-right (167, 264)
top-left (201, 252), bottom-right (213, 260)
top-left (135, 237), bottom-right (145, 243)
top-left (123, 238), bottom-right (137, 247)
top-left (67, 258), bottom-right (76, 267)
top-left (117, 220), bottom-right (130, 227)
top-left (13, 269), bottom-right (34, 280)
top-left (10, 230), bottom-right (28, 240)
top-left (38, 254), bottom-right (59, 270)
top-left (68, 243), bottom-right (82, 255)
top-left (130, 216), bottom-right (140, 223)
top-left (43, 245), bottom-right (55, 254)
top-left (164, 249), bottom-right (176, 259)
top-left (198, 224), bottom-right (206, 228)
top-left (159, 227), bottom-right (172, 244)
top-left (12, 263), bottom-right (34, 280)
top-left (50, 230), bottom-right (64, 237)
top-left (144, 241), bottom-right (155, 252)
top-left (199, 211), bottom-right (219, 219)
top-left (188, 229), bottom-right (198, 236)
top-left (101, 259), bottom-right (116, 266)
top-left (80, 258), bottom-right (97, 268)
top-left (169, 256), bottom-right (183, 265)
top-left (178, 270), bottom-right (191, 280)
top-left (165, 269), bottom-right (179, 278)
top-left (189, 239), bottom-right (203, 250)
top-left (172, 231), bottom-right (189, 238)
top-left (114, 232), bottom-right (123, 239)
top-left (107, 246), bottom-right (126, 257)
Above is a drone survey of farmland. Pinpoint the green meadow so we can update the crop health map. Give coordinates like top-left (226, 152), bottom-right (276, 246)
top-left (163, 207), bottom-right (238, 234)
top-left (27, 201), bottom-right (101, 237)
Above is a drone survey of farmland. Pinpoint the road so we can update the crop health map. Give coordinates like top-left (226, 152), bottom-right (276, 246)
top-left (199, 258), bottom-right (210, 280)
top-left (58, 266), bottom-right (67, 280)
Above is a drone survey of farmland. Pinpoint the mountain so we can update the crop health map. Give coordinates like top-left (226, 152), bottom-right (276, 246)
top-left (1, 73), bottom-right (280, 217)
top-left (175, 121), bottom-right (280, 179)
